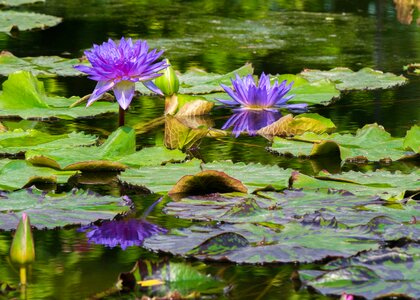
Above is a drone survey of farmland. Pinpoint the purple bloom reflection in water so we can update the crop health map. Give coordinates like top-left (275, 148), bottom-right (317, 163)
top-left (80, 219), bottom-right (167, 250)
top-left (74, 37), bottom-right (168, 110)
top-left (222, 109), bottom-right (282, 137)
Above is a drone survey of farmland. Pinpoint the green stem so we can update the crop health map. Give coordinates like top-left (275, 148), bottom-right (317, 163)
top-left (20, 266), bottom-right (27, 285)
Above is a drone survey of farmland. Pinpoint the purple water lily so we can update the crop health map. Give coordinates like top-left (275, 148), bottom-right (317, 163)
top-left (217, 73), bottom-right (307, 111)
top-left (80, 219), bottom-right (167, 250)
top-left (222, 109), bottom-right (282, 137)
top-left (74, 37), bottom-right (168, 110)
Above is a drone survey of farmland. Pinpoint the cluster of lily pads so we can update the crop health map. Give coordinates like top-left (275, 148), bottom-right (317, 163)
top-left (0, 30), bottom-right (419, 299)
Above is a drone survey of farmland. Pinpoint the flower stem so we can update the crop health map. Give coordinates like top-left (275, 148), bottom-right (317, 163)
top-left (119, 106), bottom-right (125, 127)
top-left (20, 266), bottom-right (27, 286)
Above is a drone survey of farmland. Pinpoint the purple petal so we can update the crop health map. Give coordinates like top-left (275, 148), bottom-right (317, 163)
top-left (142, 80), bottom-right (163, 96)
top-left (87, 81), bottom-right (115, 107)
top-left (113, 81), bottom-right (135, 110)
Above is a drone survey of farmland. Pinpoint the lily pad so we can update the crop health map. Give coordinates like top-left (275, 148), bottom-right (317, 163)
top-left (269, 124), bottom-right (417, 162)
top-left (403, 125), bottom-right (420, 153)
top-left (290, 169), bottom-right (420, 200)
top-left (274, 74), bottom-right (340, 106)
top-left (0, 0), bottom-right (45, 6)
top-left (300, 245), bottom-right (420, 299)
top-left (0, 159), bottom-right (76, 191)
top-left (300, 67), bottom-right (408, 91)
top-left (143, 221), bottom-right (381, 264)
top-left (26, 126), bottom-right (185, 171)
top-left (0, 71), bottom-right (118, 119)
top-left (0, 51), bottom-right (86, 77)
top-left (0, 188), bottom-right (132, 230)
top-left (0, 11), bottom-right (61, 33)
top-left (0, 129), bottom-right (97, 155)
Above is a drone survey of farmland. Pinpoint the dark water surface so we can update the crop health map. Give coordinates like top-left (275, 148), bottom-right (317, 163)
top-left (0, 0), bottom-right (419, 299)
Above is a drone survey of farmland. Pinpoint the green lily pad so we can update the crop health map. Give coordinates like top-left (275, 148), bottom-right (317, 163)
top-left (300, 67), bottom-right (408, 91)
top-left (0, 11), bottom-right (61, 33)
top-left (144, 221), bottom-right (381, 264)
top-left (404, 125), bottom-right (420, 153)
top-left (0, 0), bottom-right (45, 6)
top-left (290, 169), bottom-right (420, 200)
top-left (403, 63), bottom-right (420, 75)
top-left (0, 129), bottom-right (97, 155)
top-left (257, 113), bottom-right (336, 137)
top-left (117, 146), bottom-right (186, 168)
top-left (0, 159), bottom-right (76, 191)
top-left (300, 245), bottom-right (420, 299)
top-left (119, 161), bottom-right (292, 194)
top-left (0, 51), bottom-right (86, 77)
top-left (274, 74), bottom-right (340, 106)
top-left (269, 124), bottom-right (417, 162)
top-left (0, 188), bottom-right (131, 230)
top-left (0, 71), bottom-right (118, 119)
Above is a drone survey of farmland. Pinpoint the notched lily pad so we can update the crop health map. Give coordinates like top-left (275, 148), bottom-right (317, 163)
top-left (0, 188), bottom-right (132, 230)
top-left (300, 67), bottom-right (408, 90)
top-left (169, 170), bottom-right (248, 196)
top-left (0, 71), bottom-right (118, 119)
top-left (0, 11), bottom-right (61, 33)
top-left (269, 123), bottom-right (418, 162)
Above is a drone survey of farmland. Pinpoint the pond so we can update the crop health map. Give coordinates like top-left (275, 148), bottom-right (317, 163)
top-left (0, 0), bottom-right (419, 299)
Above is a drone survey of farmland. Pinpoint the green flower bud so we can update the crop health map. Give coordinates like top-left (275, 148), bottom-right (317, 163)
top-left (10, 213), bottom-right (35, 265)
top-left (154, 59), bottom-right (179, 96)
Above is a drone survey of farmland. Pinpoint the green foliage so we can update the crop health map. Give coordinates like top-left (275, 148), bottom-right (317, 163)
top-left (0, 11), bottom-right (61, 33)
top-left (0, 188), bottom-right (131, 230)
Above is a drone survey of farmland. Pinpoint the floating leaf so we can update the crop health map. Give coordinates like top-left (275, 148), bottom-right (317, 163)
top-left (0, 129), bottom-right (97, 155)
top-left (300, 67), bottom-right (408, 90)
top-left (0, 11), bottom-right (61, 33)
top-left (0, 0), bottom-right (45, 6)
top-left (169, 170), bottom-right (248, 195)
top-left (300, 245), bottom-right (420, 299)
top-left (269, 124), bottom-right (417, 162)
top-left (403, 63), bottom-right (420, 75)
top-left (0, 52), bottom-right (86, 77)
top-left (274, 74), bottom-right (340, 106)
top-left (117, 146), bottom-right (186, 168)
top-left (0, 71), bottom-right (118, 119)
top-left (0, 188), bottom-right (131, 230)
top-left (257, 113), bottom-right (336, 137)
top-left (290, 169), bottom-right (420, 200)
top-left (144, 222), bottom-right (381, 264)
top-left (404, 125), bottom-right (420, 153)
top-left (0, 159), bottom-right (76, 191)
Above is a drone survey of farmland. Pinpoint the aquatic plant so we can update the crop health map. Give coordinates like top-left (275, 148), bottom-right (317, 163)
top-left (74, 37), bottom-right (168, 125)
top-left (217, 73), bottom-right (307, 111)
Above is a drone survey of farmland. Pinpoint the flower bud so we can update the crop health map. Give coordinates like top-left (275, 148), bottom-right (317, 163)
top-left (154, 59), bottom-right (179, 96)
top-left (10, 213), bottom-right (35, 265)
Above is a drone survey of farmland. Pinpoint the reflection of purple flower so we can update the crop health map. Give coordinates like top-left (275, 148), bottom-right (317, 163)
top-left (217, 73), bottom-right (307, 111)
top-left (80, 219), bottom-right (167, 250)
top-left (74, 37), bottom-right (168, 110)
top-left (222, 109), bottom-right (282, 137)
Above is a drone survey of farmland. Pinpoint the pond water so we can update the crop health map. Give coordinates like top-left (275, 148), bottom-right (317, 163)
top-left (0, 0), bottom-right (419, 299)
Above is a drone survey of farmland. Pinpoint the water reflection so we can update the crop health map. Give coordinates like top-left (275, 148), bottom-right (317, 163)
top-left (80, 219), bottom-right (167, 250)
top-left (222, 109), bottom-right (282, 137)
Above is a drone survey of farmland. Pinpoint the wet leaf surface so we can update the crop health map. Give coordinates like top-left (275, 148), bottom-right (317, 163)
top-left (0, 71), bottom-right (118, 119)
top-left (0, 11), bottom-right (61, 33)
top-left (300, 67), bottom-right (408, 90)
top-left (269, 123), bottom-right (418, 162)
top-left (0, 0), bottom-right (44, 6)
top-left (0, 188), bottom-right (131, 230)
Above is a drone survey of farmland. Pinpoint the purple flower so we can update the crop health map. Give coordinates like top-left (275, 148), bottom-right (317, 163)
top-left (222, 109), bottom-right (282, 137)
top-left (75, 37), bottom-right (168, 110)
top-left (217, 73), bottom-right (307, 111)
top-left (80, 219), bottom-right (167, 250)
